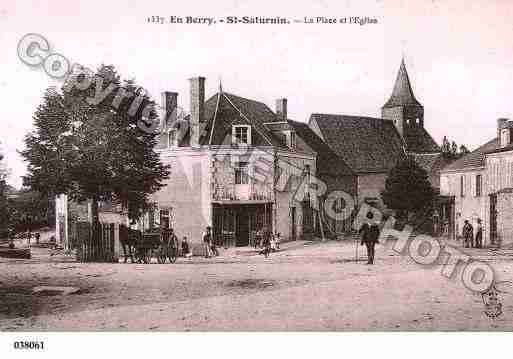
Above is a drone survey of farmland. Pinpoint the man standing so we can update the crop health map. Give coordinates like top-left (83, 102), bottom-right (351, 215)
top-left (475, 218), bottom-right (483, 249)
top-left (359, 212), bottom-right (380, 265)
top-left (203, 226), bottom-right (212, 258)
top-left (462, 220), bottom-right (474, 248)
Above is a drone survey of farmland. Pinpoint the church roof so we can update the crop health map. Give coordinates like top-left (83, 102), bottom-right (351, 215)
top-left (309, 114), bottom-right (406, 174)
top-left (287, 120), bottom-right (354, 176)
top-left (383, 59), bottom-right (422, 108)
top-left (403, 126), bottom-right (441, 153)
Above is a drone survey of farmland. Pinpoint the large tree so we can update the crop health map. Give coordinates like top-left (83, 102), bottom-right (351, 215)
top-left (21, 65), bottom-right (169, 225)
top-left (381, 156), bottom-right (435, 221)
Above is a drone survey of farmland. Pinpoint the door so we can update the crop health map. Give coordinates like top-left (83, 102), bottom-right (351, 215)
top-left (490, 193), bottom-right (497, 245)
top-left (236, 210), bottom-right (249, 246)
top-left (291, 207), bottom-right (297, 240)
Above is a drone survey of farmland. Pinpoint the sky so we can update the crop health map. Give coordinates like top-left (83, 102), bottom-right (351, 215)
top-left (1, 0), bottom-right (513, 188)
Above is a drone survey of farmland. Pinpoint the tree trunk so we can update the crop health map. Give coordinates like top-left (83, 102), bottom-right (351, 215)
top-left (90, 197), bottom-right (100, 226)
top-left (90, 197), bottom-right (100, 261)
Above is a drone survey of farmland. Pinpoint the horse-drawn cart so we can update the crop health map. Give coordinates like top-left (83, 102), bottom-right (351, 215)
top-left (130, 230), bottom-right (176, 264)
top-left (121, 227), bottom-right (178, 264)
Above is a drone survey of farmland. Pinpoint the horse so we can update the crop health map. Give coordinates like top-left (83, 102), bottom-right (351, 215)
top-left (119, 226), bottom-right (142, 263)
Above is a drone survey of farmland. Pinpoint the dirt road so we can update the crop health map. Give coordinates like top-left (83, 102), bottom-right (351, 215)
top-left (1, 240), bottom-right (511, 331)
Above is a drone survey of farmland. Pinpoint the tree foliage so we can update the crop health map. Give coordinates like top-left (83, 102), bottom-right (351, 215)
top-left (21, 65), bottom-right (170, 223)
top-left (8, 190), bottom-right (54, 233)
top-left (441, 136), bottom-right (470, 160)
top-left (381, 156), bottom-right (435, 220)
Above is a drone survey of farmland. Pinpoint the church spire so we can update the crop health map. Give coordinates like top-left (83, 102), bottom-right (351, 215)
top-left (382, 58), bottom-right (422, 109)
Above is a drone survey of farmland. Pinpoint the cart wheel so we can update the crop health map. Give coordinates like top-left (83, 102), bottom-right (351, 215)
top-left (144, 249), bottom-right (152, 264)
top-left (168, 248), bottom-right (177, 263)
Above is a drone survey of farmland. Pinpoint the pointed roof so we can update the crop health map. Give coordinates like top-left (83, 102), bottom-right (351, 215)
top-left (201, 92), bottom-right (287, 148)
top-left (383, 59), bottom-right (422, 108)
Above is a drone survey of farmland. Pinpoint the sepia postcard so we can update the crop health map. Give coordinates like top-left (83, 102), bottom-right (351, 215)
top-left (1, 0), bottom-right (512, 357)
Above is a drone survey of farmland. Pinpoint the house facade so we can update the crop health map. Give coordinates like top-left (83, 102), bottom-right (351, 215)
top-left (150, 77), bottom-right (319, 248)
top-left (440, 119), bottom-right (513, 247)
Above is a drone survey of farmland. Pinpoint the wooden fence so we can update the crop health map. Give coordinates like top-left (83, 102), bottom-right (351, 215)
top-left (75, 221), bottom-right (117, 262)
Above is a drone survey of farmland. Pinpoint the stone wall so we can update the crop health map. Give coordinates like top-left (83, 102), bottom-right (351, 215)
top-left (496, 190), bottom-right (513, 247)
top-left (356, 173), bottom-right (388, 209)
top-left (150, 149), bottom-right (212, 244)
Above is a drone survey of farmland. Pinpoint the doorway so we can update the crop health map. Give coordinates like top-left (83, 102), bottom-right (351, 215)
top-left (490, 193), bottom-right (497, 246)
top-left (236, 211), bottom-right (250, 246)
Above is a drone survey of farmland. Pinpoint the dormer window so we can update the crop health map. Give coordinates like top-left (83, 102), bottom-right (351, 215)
top-left (232, 125), bottom-right (251, 146)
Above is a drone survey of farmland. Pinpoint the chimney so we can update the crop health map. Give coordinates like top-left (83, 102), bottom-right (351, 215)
top-left (498, 118), bottom-right (510, 148)
top-left (276, 98), bottom-right (287, 121)
top-left (189, 77), bottom-right (205, 147)
top-left (161, 91), bottom-right (178, 129)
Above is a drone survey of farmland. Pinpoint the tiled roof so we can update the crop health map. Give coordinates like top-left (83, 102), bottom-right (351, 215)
top-left (442, 138), bottom-right (498, 172)
top-left (404, 126), bottom-right (440, 153)
top-left (202, 92), bottom-right (286, 148)
top-left (383, 59), bottom-right (422, 108)
top-left (287, 120), bottom-right (353, 176)
top-left (309, 113), bottom-right (406, 174)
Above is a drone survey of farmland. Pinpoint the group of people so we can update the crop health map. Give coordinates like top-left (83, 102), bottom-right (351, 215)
top-left (259, 229), bottom-right (281, 257)
top-left (462, 219), bottom-right (484, 248)
top-left (254, 228), bottom-right (280, 255)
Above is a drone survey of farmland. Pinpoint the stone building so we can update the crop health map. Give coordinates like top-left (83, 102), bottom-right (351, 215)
top-left (440, 118), bottom-right (513, 247)
top-left (150, 78), bottom-right (320, 248)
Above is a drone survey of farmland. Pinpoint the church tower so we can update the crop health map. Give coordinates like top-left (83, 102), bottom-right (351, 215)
top-left (382, 59), bottom-right (424, 138)
top-left (382, 59), bottom-right (439, 153)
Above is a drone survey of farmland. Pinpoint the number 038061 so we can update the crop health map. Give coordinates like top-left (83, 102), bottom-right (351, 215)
top-left (13, 341), bottom-right (44, 350)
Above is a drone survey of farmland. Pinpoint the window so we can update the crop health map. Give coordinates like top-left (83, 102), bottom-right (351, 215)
top-left (304, 164), bottom-right (311, 182)
top-left (289, 131), bottom-right (296, 149)
top-left (235, 162), bottom-right (249, 184)
top-left (168, 130), bottom-right (176, 148)
top-left (232, 125), bottom-right (251, 145)
top-left (160, 209), bottom-right (171, 229)
top-left (460, 175), bottom-right (465, 197)
top-left (476, 174), bottom-right (482, 197)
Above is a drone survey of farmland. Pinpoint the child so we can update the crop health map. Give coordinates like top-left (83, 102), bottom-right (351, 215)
top-left (182, 236), bottom-right (192, 258)
top-left (270, 233), bottom-right (276, 252)
top-left (274, 232), bottom-right (281, 250)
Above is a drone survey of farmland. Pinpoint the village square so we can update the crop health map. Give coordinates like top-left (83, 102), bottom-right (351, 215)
top-left (1, 50), bottom-right (513, 331)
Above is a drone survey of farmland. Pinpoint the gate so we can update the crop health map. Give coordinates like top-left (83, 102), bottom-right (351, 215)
top-left (76, 222), bottom-right (116, 262)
